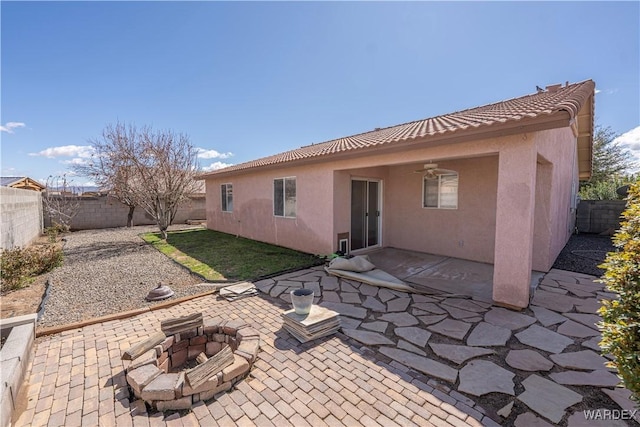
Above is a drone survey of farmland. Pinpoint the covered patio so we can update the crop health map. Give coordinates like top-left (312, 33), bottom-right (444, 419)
top-left (364, 247), bottom-right (545, 303)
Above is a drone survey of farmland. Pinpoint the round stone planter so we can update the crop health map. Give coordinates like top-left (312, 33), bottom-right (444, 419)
top-left (124, 317), bottom-right (260, 411)
top-left (291, 288), bottom-right (314, 315)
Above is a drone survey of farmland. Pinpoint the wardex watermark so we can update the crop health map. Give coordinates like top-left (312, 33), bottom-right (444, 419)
top-left (583, 409), bottom-right (638, 421)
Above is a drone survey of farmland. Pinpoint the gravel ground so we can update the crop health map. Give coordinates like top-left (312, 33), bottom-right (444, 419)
top-left (38, 225), bottom-right (209, 328)
top-left (552, 233), bottom-right (616, 277)
top-left (38, 226), bottom-right (615, 328)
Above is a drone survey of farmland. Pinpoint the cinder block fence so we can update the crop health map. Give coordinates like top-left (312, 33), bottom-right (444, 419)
top-left (0, 187), bottom-right (44, 250)
top-left (576, 200), bottom-right (626, 234)
top-left (44, 194), bottom-right (206, 230)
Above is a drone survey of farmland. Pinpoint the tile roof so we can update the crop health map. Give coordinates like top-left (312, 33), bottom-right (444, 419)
top-left (1, 176), bottom-right (47, 190)
top-left (200, 80), bottom-right (594, 177)
top-left (1, 176), bottom-right (26, 186)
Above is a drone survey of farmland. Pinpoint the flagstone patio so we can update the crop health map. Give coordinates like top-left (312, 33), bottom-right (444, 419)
top-left (13, 266), bottom-right (638, 426)
top-left (254, 266), bottom-right (637, 426)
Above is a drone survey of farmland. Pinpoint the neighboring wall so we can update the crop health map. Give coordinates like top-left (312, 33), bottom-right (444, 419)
top-left (576, 200), bottom-right (626, 234)
top-left (0, 187), bottom-right (43, 250)
top-left (43, 194), bottom-right (205, 230)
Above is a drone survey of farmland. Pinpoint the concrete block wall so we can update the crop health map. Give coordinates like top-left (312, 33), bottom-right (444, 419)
top-left (576, 200), bottom-right (626, 234)
top-left (44, 194), bottom-right (205, 230)
top-left (0, 187), bottom-right (43, 250)
top-left (0, 314), bottom-right (36, 427)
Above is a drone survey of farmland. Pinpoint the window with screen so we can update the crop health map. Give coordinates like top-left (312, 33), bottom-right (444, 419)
top-left (274, 177), bottom-right (296, 218)
top-left (423, 173), bottom-right (458, 209)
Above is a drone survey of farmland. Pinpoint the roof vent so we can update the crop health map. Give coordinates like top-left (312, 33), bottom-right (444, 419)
top-left (374, 127), bottom-right (381, 131)
top-left (546, 84), bottom-right (562, 93)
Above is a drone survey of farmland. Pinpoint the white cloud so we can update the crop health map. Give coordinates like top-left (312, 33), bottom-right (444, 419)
top-left (202, 161), bottom-right (233, 172)
top-left (29, 145), bottom-right (95, 159)
top-left (614, 125), bottom-right (640, 149)
top-left (1, 167), bottom-right (18, 175)
top-left (0, 122), bottom-right (26, 133)
top-left (595, 88), bottom-right (618, 95)
top-left (197, 148), bottom-right (233, 159)
top-left (614, 125), bottom-right (640, 172)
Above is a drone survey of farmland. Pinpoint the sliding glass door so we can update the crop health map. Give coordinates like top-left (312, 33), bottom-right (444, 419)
top-left (351, 179), bottom-right (381, 251)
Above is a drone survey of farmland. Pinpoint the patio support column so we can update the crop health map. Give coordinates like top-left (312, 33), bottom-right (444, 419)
top-left (493, 140), bottom-right (537, 309)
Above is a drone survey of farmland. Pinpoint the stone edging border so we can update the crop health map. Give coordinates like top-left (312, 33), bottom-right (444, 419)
top-left (35, 290), bottom-right (219, 338)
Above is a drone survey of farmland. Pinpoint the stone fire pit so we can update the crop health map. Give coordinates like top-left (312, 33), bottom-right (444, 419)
top-left (123, 313), bottom-right (260, 411)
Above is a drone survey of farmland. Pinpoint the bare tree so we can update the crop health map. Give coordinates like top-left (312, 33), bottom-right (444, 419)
top-left (43, 175), bottom-right (80, 231)
top-left (78, 122), bottom-right (200, 239)
top-left (75, 124), bottom-right (138, 226)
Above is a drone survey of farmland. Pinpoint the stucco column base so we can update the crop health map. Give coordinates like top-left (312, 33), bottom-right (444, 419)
top-left (493, 301), bottom-right (524, 311)
top-left (492, 140), bottom-right (537, 309)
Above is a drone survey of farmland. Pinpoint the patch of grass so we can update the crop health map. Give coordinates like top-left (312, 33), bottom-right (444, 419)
top-left (141, 232), bottom-right (223, 280)
top-left (141, 229), bottom-right (322, 281)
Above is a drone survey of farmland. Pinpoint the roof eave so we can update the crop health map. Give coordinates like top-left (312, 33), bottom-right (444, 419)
top-left (199, 111), bottom-right (574, 180)
top-left (575, 91), bottom-right (595, 181)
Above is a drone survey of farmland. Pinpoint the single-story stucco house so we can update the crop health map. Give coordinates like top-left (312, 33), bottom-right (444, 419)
top-left (198, 80), bottom-right (595, 309)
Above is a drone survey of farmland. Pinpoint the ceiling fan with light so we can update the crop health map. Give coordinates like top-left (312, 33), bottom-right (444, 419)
top-left (413, 163), bottom-right (454, 179)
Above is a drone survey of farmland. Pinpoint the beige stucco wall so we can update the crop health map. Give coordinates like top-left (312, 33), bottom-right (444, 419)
top-left (532, 157), bottom-right (553, 271)
top-left (533, 127), bottom-right (579, 270)
top-left (384, 157), bottom-right (498, 263)
top-left (332, 166), bottom-right (390, 249)
top-left (205, 164), bottom-right (335, 255)
top-left (331, 157), bottom-right (500, 265)
top-left (493, 137), bottom-right (539, 307)
top-left (326, 134), bottom-right (531, 266)
top-left (205, 130), bottom-right (568, 261)
top-left (491, 127), bottom-right (579, 307)
top-left (204, 126), bottom-right (580, 308)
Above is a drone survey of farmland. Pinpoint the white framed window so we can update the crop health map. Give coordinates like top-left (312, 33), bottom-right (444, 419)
top-left (221, 183), bottom-right (233, 212)
top-left (274, 177), bottom-right (296, 218)
top-left (423, 172), bottom-right (458, 209)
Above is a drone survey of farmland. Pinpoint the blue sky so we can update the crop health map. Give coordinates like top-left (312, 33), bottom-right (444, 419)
top-left (2, 1), bottom-right (639, 186)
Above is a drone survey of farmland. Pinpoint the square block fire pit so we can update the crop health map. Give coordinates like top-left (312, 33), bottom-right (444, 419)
top-left (123, 313), bottom-right (260, 411)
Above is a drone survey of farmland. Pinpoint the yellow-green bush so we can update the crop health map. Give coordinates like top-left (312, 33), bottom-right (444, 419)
top-left (599, 181), bottom-right (640, 403)
top-left (44, 224), bottom-right (66, 243)
top-left (0, 244), bottom-right (63, 292)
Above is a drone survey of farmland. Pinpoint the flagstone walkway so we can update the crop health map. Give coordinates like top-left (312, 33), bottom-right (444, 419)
top-left (15, 268), bottom-right (638, 426)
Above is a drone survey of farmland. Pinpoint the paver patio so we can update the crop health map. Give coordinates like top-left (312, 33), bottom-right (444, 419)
top-left (14, 266), bottom-right (639, 426)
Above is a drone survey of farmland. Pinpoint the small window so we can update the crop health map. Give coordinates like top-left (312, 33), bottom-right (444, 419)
top-left (221, 183), bottom-right (233, 212)
top-left (274, 177), bottom-right (296, 218)
top-left (423, 173), bottom-right (458, 209)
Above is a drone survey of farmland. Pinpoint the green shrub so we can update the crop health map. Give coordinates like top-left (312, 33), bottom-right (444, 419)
top-left (0, 244), bottom-right (63, 292)
top-left (44, 223), bottom-right (68, 242)
top-left (599, 181), bottom-right (640, 403)
top-left (579, 180), bottom-right (622, 200)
